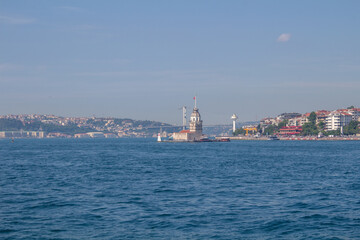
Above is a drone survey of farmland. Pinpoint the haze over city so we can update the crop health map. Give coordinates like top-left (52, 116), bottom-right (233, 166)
top-left (1, 0), bottom-right (359, 124)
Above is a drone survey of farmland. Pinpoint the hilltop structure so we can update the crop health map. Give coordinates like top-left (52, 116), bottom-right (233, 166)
top-left (172, 97), bottom-right (203, 141)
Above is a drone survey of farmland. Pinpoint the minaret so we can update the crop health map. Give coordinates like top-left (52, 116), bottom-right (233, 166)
top-left (231, 114), bottom-right (238, 133)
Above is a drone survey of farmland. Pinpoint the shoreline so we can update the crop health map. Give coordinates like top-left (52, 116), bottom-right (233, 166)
top-left (219, 136), bottom-right (360, 141)
top-left (1, 136), bottom-right (360, 141)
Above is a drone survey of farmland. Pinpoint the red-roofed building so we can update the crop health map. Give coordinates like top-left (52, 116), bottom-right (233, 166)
top-left (279, 126), bottom-right (302, 136)
top-left (300, 113), bottom-right (311, 125)
top-left (316, 110), bottom-right (331, 123)
top-left (179, 130), bottom-right (190, 133)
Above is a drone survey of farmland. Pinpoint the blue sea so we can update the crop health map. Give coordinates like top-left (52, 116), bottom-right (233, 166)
top-left (1, 139), bottom-right (360, 239)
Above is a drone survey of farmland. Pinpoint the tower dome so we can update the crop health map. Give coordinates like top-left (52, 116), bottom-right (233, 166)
top-left (189, 108), bottom-right (202, 133)
top-left (190, 108), bottom-right (201, 122)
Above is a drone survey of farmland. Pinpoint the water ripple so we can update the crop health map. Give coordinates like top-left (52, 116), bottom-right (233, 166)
top-left (1, 139), bottom-right (360, 239)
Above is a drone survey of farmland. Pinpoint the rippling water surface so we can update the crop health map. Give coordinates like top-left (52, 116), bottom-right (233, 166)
top-left (1, 139), bottom-right (360, 239)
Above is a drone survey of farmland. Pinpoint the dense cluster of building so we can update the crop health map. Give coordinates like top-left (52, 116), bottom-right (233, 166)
top-left (260, 107), bottom-right (360, 136)
top-left (0, 114), bottom-right (169, 138)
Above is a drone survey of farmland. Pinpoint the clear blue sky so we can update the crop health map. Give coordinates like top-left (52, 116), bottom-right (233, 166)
top-left (1, 0), bottom-right (359, 124)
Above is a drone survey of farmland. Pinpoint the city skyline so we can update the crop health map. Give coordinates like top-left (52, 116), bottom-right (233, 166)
top-left (1, 1), bottom-right (359, 124)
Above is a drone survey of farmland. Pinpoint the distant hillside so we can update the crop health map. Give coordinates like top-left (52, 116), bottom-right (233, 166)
top-left (0, 119), bottom-right (95, 135)
top-left (0, 116), bottom-right (181, 137)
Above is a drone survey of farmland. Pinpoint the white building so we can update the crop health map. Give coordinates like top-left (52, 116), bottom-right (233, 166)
top-left (87, 132), bottom-right (105, 138)
top-left (74, 133), bottom-right (91, 138)
top-left (0, 131), bottom-right (44, 138)
top-left (325, 112), bottom-right (353, 131)
top-left (260, 117), bottom-right (277, 126)
top-left (288, 116), bottom-right (302, 126)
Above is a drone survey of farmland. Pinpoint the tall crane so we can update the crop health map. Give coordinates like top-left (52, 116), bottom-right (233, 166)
top-left (243, 127), bottom-right (257, 136)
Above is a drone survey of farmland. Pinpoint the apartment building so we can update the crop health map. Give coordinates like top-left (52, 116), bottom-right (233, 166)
top-left (325, 112), bottom-right (353, 131)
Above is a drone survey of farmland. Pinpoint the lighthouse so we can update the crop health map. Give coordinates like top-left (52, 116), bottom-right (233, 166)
top-left (157, 132), bottom-right (162, 142)
top-left (231, 114), bottom-right (238, 133)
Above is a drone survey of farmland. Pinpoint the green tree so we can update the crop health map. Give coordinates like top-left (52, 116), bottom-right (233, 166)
top-left (347, 106), bottom-right (355, 109)
top-left (343, 121), bottom-right (359, 135)
top-left (257, 124), bottom-right (262, 133)
top-left (308, 112), bottom-right (317, 125)
top-left (301, 122), bottom-right (319, 136)
top-left (318, 121), bottom-right (325, 130)
top-left (233, 128), bottom-right (246, 136)
top-left (264, 125), bottom-right (276, 135)
top-left (300, 112), bottom-right (319, 136)
top-left (324, 129), bottom-right (341, 136)
top-left (0, 119), bottom-right (24, 130)
top-left (278, 120), bottom-right (288, 128)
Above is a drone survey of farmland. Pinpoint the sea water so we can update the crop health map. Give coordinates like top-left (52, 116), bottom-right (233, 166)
top-left (1, 139), bottom-right (360, 239)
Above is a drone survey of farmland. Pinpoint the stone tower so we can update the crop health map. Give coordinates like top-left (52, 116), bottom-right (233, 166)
top-left (172, 97), bottom-right (204, 141)
top-left (189, 107), bottom-right (202, 134)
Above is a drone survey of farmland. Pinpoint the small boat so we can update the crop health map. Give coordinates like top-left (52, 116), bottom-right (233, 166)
top-left (195, 137), bottom-right (213, 142)
top-left (268, 135), bottom-right (280, 140)
top-left (219, 138), bottom-right (230, 142)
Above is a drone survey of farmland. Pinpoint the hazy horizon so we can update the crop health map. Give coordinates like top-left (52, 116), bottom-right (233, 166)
top-left (1, 0), bottom-right (359, 125)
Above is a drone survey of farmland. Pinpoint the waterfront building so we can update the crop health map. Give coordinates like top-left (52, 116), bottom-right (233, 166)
top-left (279, 126), bottom-right (302, 136)
top-left (300, 113), bottom-right (311, 125)
top-left (260, 117), bottom-right (277, 126)
top-left (315, 110), bottom-right (331, 124)
top-left (87, 132), bottom-right (105, 138)
top-left (325, 112), bottom-right (353, 131)
top-left (47, 132), bottom-right (71, 138)
top-left (0, 131), bottom-right (44, 138)
top-left (287, 110), bottom-right (330, 127)
top-left (74, 133), bottom-right (91, 138)
top-left (287, 117), bottom-right (302, 126)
